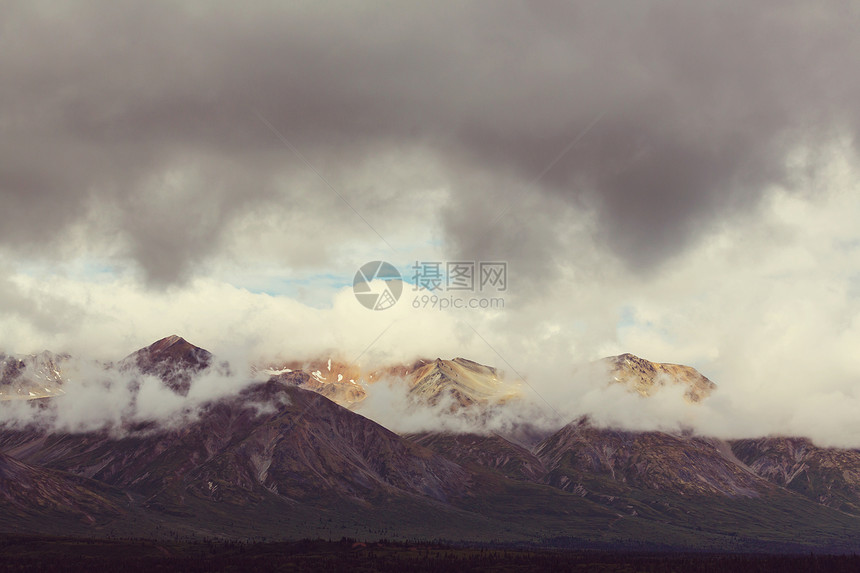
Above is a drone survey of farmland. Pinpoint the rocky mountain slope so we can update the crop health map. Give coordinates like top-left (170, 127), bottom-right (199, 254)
top-left (0, 451), bottom-right (128, 534)
top-left (263, 362), bottom-right (367, 407)
top-left (535, 420), bottom-right (769, 498)
top-left (407, 358), bottom-right (518, 407)
top-left (0, 381), bottom-right (471, 506)
top-left (0, 351), bottom-right (67, 401)
top-left (731, 437), bottom-right (860, 514)
top-left (3, 337), bottom-right (860, 550)
top-left (603, 353), bottom-right (717, 403)
top-left (407, 432), bottom-right (546, 482)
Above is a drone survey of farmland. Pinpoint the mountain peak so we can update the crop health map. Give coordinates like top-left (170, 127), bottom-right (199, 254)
top-left (136, 335), bottom-right (208, 359)
top-left (410, 357), bottom-right (516, 407)
top-left (602, 353), bottom-right (716, 403)
top-left (127, 335), bottom-right (212, 396)
top-left (146, 334), bottom-right (192, 353)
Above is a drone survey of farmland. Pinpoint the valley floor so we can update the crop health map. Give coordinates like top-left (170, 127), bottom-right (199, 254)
top-left (1, 537), bottom-right (860, 573)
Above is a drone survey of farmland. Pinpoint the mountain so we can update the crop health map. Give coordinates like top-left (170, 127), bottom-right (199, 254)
top-left (603, 353), bottom-right (716, 403)
top-left (535, 420), bottom-right (768, 498)
top-left (260, 356), bottom-right (516, 410)
top-left (408, 358), bottom-right (518, 407)
top-left (400, 422), bottom-right (860, 550)
top-left (0, 382), bottom-right (470, 503)
top-left (528, 421), bottom-right (860, 550)
top-left (6, 337), bottom-right (860, 551)
top-left (122, 335), bottom-right (213, 396)
top-left (269, 352), bottom-right (717, 415)
top-left (260, 353), bottom-right (711, 414)
top-left (731, 437), bottom-right (860, 514)
top-left (187, 380), bottom-right (472, 503)
top-left (0, 351), bottom-right (67, 401)
top-left (0, 376), bottom-right (506, 540)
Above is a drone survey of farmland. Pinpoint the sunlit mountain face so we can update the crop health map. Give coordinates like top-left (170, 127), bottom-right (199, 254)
top-left (602, 353), bottom-right (717, 403)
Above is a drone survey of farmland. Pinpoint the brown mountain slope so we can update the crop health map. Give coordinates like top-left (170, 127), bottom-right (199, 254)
top-left (535, 420), bottom-right (770, 498)
top-left (0, 381), bottom-right (470, 506)
top-left (0, 452), bottom-right (126, 525)
top-left (184, 380), bottom-right (471, 504)
top-left (731, 437), bottom-right (860, 514)
top-left (406, 433), bottom-right (547, 482)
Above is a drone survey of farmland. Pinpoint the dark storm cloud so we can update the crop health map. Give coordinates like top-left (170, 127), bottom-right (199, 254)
top-left (1, 1), bottom-right (858, 284)
top-left (441, 2), bottom-right (860, 275)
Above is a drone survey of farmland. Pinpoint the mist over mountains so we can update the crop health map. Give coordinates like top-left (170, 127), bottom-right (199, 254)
top-left (2, 1), bottom-right (860, 461)
top-left (0, 335), bottom-right (850, 446)
top-left (4, 335), bottom-right (860, 551)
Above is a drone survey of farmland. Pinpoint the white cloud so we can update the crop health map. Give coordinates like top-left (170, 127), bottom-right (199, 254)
top-left (2, 138), bottom-right (860, 446)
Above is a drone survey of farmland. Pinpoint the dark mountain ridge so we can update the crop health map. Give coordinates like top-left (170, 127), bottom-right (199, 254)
top-left (3, 337), bottom-right (860, 550)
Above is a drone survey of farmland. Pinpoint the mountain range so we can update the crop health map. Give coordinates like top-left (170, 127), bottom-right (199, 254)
top-left (2, 336), bottom-right (860, 551)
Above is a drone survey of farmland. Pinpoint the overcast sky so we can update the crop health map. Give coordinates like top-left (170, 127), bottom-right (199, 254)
top-left (3, 1), bottom-right (860, 442)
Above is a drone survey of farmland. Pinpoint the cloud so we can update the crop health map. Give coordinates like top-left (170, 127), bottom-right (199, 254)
top-left (3, 2), bottom-right (860, 446)
top-left (0, 355), bottom-right (273, 435)
top-left (352, 374), bottom-right (562, 438)
top-left (4, 151), bottom-right (860, 447)
top-left (2, 1), bottom-right (859, 284)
